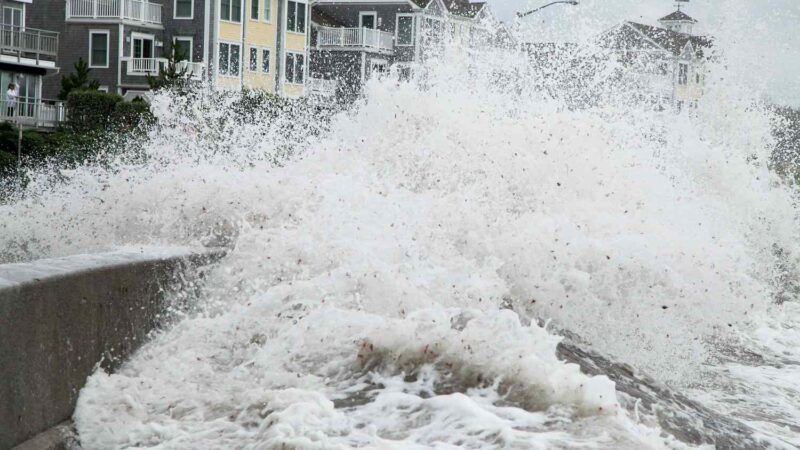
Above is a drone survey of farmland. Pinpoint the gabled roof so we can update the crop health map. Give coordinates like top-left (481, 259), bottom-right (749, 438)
top-left (444, 0), bottom-right (485, 18)
top-left (659, 10), bottom-right (697, 23)
top-left (625, 22), bottom-right (711, 57)
top-left (408, 0), bottom-right (432, 8)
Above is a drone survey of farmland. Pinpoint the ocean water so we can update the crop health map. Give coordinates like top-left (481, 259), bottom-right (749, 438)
top-left (2, 8), bottom-right (800, 449)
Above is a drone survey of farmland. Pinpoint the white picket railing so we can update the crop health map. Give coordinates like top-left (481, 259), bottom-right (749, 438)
top-left (66, 0), bottom-right (162, 25)
top-left (0, 25), bottom-right (59, 61)
top-left (176, 61), bottom-right (205, 79)
top-left (126, 57), bottom-right (164, 75)
top-left (1, 98), bottom-right (66, 128)
top-left (317, 26), bottom-right (394, 52)
top-left (306, 78), bottom-right (338, 97)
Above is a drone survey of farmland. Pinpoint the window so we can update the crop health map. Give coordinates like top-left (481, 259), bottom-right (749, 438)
top-left (175, 0), bottom-right (192, 18)
top-left (89, 30), bottom-right (109, 68)
top-left (219, 42), bottom-right (241, 76)
top-left (251, 0), bottom-right (258, 20)
top-left (263, 0), bottom-right (271, 22)
top-left (221, 0), bottom-right (241, 22)
top-left (262, 48), bottom-right (270, 73)
top-left (359, 12), bottom-right (376, 29)
top-left (285, 52), bottom-right (304, 84)
top-left (396, 14), bottom-right (414, 46)
top-left (132, 33), bottom-right (154, 59)
top-left (678, 63), bottom-right (688, 85)
top-left (249, 47), bottom-right (258, 71)
top-left (286, 1), bottom-right (305, 33)
top-left (174, 37), bottom-right (193, 61)
top-left (3, 6), bottom-right (22, 27)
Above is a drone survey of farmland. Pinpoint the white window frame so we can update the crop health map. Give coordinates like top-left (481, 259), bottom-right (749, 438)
top-left (248, 46), bottom-right (258, 72)
top-left (395, 13), bottom-right (414, 46)
top-left (284, 51), bottom-right (304, 85)
top-left (678, 63), bottom-right (688, 86)
top-left (250, 0), bottom-right (259, 20)
top-left (173, 36), bottom-right (194, 62)
top-left (261, 48), bottom-right (270, 73)
top-left (88, 29), bottom-right (110, 69)
top-left (130, 32), bottom-right (155, 59)
top-left (174, 0), bottom-right (194, 19)
top-left (218, 41), bottom-right (241, 77)
top-left (262, 0), bottom-right (271, 23)
top-left (220, 0), bottom-right (242, 23)
top-left (359, 11), bottom-right (377, 29)
top-left (285, 0), bottom-right (306, 34)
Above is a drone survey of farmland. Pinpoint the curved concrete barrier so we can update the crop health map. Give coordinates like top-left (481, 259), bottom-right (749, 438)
top-left (0, 247), bottom-right (225, 449)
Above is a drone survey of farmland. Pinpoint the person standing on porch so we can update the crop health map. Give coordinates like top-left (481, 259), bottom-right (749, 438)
top-left (6, 83), bottom-right (18, 117)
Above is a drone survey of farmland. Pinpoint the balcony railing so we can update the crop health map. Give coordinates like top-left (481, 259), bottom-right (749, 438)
top-left (66, 0), bottom-right (162, 25)
top-left (1, 98), bottom-right (66, 129)
top-left (306, 78), bottom-right (338, 97)
top-left (176, 61), bottom-right (205, 79)
top-left (317, 26), bottom-right (394, 53)
top-left (0, 25), bottom-right (58, 63)
top-left (126, 57), bottom-right (164, 75)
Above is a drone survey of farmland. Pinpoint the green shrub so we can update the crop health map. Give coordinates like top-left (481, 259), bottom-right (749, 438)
top-left (113, 100), bottom-right (154, 131)
top-left (67, 90), bottom-right (123, 132)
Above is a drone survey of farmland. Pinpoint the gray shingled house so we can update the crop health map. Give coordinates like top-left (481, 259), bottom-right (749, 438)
top-left (307, 0), bottom-right (493, 99)
top-left (27, 0), bottom-right (207, 99)
top-left (0, 0), bottom-right (62, 127)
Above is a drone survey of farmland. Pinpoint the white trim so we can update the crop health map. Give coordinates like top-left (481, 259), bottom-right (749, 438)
top-left (395, 13), bottom-right (414, 46)
top-left (220, 0), bottom-right (243, 23)
top-left (217, 40), bottom-right (242, 78)
top-left (173, 0), bottom-right (194, 20)
top-left (173, 35), bottom-right (194, 62)
top-left (286, 0), bottom-right (307, 34)
top-left (88, 29), bottom-right (110, 68)
top-left (284, 50), bottom-right (305, 85)
top-left (247, 45), bottom-right (258, 71)
top-left (359, 11), bottom-right (377, 29)
top-left (130, 31), bottom-right (155, 59)
top-left (249, 0), bottom-right (259, 21)
top-left (261, 47), bottom-right (270, 73)
top-left (262, 0), bottom-right (272, 23)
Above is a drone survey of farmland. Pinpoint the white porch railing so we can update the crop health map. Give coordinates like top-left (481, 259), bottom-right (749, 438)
top-left (317, 26), bottom-right (394, 52)
top-left (1, 98), bottom-right (66, 128)
top-left (176, 61), bottom-right (205, 79)
top-left (306, 78), bottom-right (338, 97)
top-left (126, 57), bottom-right (165, 75)
top-left (66, 0), bottom-right (162, 25)
top-left (0, 25), bottom-right (59, 61)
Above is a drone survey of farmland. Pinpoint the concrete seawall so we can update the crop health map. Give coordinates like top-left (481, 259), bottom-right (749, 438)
top-left (0, 248), bottom-right (225, 449)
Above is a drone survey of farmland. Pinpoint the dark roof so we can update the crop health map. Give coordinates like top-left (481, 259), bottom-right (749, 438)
top-left (659, 10), bottom-right (697, 23)
top-left (444, 0), bottom-right (485, 18)
top-left (626, 21), bottom-right (711, 56)
top-left (409, 0), bottom-right (432, 8)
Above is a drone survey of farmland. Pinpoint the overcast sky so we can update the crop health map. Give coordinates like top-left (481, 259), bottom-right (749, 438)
top-left (485, 0), bottom-right (800, 106)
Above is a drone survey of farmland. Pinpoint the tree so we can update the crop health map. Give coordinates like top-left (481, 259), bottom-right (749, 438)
top-left (58, 58), bottom-right (100, 100)
top-left (147, 43), bottom-right (190, 92)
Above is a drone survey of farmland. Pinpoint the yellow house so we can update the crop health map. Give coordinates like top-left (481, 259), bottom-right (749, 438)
top-left (213, 0), bottom-right (308, 96)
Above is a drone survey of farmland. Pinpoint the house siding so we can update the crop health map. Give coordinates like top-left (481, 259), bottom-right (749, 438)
top-left (162, 0), bottom-right (207, 64)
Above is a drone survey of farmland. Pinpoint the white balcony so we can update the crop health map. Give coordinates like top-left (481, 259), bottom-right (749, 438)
top-left (126, 57), bottom-right (165, 75)
top-left (306, 78), bottom-right (338, 97)
top-left (1, 98), bottom-right (66, 129)
top-left (316, 26), bottom-right (394, 54)
top-left (0, 25), bottom-right (59, 65)
top-left (176, 61), bottom-right (205, 80)
top-left (66, 0), bottom-right (162, 26)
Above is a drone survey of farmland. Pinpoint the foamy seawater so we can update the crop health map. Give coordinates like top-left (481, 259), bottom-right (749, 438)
top-left (2, 7), bottom-right (800, 448)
